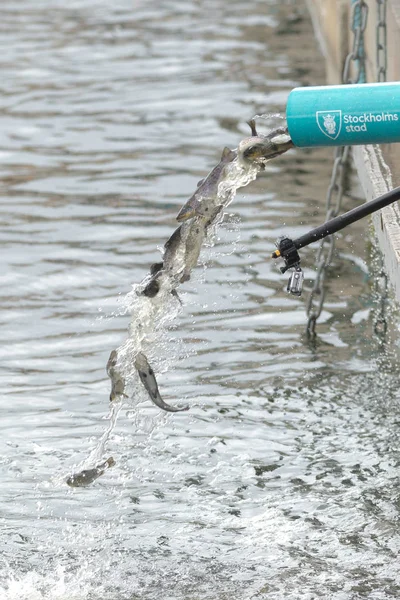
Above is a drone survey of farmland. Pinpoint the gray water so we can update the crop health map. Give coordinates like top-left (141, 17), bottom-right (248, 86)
top-left (1, 1), bottom-right (400, 599)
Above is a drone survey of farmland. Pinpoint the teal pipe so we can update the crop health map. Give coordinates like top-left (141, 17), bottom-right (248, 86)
top-left (286, 82), bottom-right (400, 147)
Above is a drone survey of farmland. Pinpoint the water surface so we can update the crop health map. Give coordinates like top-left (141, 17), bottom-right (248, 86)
top-left (1, 1), bottom-right (400, 599)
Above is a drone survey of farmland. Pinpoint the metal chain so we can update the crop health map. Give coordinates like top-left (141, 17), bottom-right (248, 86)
top-left (373, 0), bottom-right (389, 341)
top-left (376, 0), bottom-right (387, 82)
top-left (305, 1), bottom-right (368, 337)
top-left (305, 146), bottom-right (350, 334)
top-left (373, 269), bottom-right (388, 341)
top-left (343, 0), bottom-right (369, 84)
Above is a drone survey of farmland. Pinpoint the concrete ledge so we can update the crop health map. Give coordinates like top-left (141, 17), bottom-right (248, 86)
top-left (305, 0), bottom-right (400, 301)
top-left (354, 145), bottom-right (400, 299)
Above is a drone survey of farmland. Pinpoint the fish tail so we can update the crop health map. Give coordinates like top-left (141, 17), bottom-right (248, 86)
top-left (247, 119), bottom-right (258, 136)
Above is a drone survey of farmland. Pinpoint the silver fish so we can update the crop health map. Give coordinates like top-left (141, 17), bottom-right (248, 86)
top-left (106, 349), bottom-right (128, 402)
top-left (238, 121), bottom-right (293, 166)
top-left (134, 352), bottom-right (189, 413)
top-left (143, 215), bottom-right (212, 295)
top-left (180, 218), bottom-right (207, 283)
top-left (164, 218), bottom-right (209, 284)
top-left (176, 146), bottom-right (237, 222)
top-left (142, 225), bottom-right (185, 298)
top-left (66, 457), bottom-right (115, 487)
top-left (163, 224), bottom-right (185, 274)
top-left (180, 206), bottom-right (223, 282)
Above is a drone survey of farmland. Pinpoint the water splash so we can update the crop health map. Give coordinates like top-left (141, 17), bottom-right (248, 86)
top-left (115, 157), bottom-right (262, 387)
top-left (65, 120), bottom-right (292, 479)
top-left (253, 112), bottom-right (285, 119)
top-left (85, 401), bottom-right (122, 467)
top-left (0, 565), bottom-right (105, 600)
top-left (68, 155), bottom-right (265, 478)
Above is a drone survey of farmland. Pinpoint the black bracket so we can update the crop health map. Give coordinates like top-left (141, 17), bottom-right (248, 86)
top-left (272, 237), bottom-right (300, 273)
top-left (272, 237), bottom-right (304, 296)
top-left (270, 184), bottom-right (400, 298)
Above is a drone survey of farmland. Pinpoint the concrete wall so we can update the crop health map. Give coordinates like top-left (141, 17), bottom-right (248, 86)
top-left (305, 0), bottom-right (400, 301)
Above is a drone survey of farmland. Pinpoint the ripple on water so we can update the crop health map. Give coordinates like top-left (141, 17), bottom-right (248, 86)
top-left (0, 0), bottom-right (400, 599)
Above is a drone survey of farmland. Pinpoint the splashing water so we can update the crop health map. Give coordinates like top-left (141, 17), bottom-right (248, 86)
top-left (119, 157), bottom-right (262, 377)
top-left (3, 1), bottom-right (400, 598)
top-left (252, 112), bottom-right (287, 128)
top-left (0, 565), bottom-right (107, 600)
top-left (217, 159), bottom-right (260, 203)
top-left (77, 156), bottom-right (263, 471)
top-left (85, 402), bottom-right (122, 467)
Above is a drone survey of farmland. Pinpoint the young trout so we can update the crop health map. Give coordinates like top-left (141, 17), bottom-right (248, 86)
top-left (66, 457), bottom-right (116, 487)
top-left (106, 349), bottom-right (128, 402)
top-left (238, 120), bottom-right (293, 166)
top-left (134, 352), bottom-right (189, 413)
top-left (176, 146), bottom-right (237, 222)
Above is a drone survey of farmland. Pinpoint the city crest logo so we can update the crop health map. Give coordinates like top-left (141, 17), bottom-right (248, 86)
top-left (316, 110), bottom-right (342, 140)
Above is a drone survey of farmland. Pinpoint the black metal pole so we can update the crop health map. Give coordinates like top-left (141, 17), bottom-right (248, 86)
top-left (294, 184), bottom-right (400, 250)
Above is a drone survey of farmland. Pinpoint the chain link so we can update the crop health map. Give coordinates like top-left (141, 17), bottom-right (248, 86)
top-left (343, 0), bottom-right (369, 83)
top-left (305, 0), bottom-right (390, 339)
top-left (376, 0), bottom-right (387, 81)
top-left (373, 0), bottom-right (389, 341)
top-left (305, 146), bottom-right (351, 336)
top-left (306, 0), bottom-right (390, 338)
top-left (373, 269), bottom-right (388, 341)
top-left (305, 2), bottom-right (368, 337)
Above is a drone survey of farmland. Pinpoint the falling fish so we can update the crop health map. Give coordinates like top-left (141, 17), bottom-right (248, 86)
top-left (134, 351), bottom-right (189, 413)
top-left (110, 120), bottom-right (292, 418)
top-left (142, 224), bottom-right (185, 298)
top-left (142, 210), bottom-right (220, 298)
top-left (176, 123), bottom-right (293, 223)
top-left (106, 349), bottom-right (128, 402)
top-left (179, 206), bottom-right (223, 282)
top-left (163, 223), bottom-right (185, 274)
top-left (66, 457), bottom-right (116, 487)
top-left (176, 146), bottom-right (237, 222)
top-left (180, 217), bottom-right (207, 283)
top-left (237, 120), bottom-right (294, 166)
